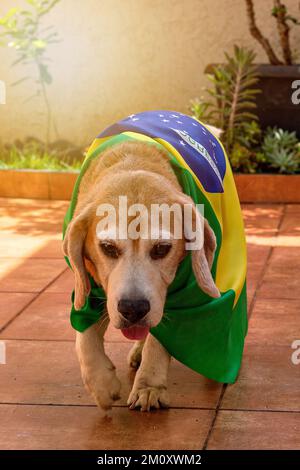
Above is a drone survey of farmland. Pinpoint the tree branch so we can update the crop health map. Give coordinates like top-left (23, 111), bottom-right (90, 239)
top-left (273, 0), bottom-right (293, 64)
top-left (244, 0), bottom-right (283, 65)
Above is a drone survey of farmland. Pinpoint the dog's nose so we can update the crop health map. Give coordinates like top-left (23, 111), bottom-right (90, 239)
top-left (117, 298), bottom-right (150, 323)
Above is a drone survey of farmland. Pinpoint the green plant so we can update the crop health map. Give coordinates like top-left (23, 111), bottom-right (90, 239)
top-left (0, 139), bottom-right (83, 171)
top-left (262, 127), bottom-right (300, 173)
top-left (189, 44), bottom-right (300, 174)
top-left (0, 0), bottom-right (61, 144)
top-left (190, 45), bottom-right (261, 172)
top-left (245, 0), bottom-right (300, 65)
top-left (230, 121), bottom-right (267, 173)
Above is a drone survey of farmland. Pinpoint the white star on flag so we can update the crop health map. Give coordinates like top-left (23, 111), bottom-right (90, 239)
top-left (162, 119), bottom-right (170, 122)
top-left (179, 140), bottom-right (186, 146)
top-left (128, 114), bottom-right (135, 119)
top-left (159, 114), bottom-right (164, 117)
top-left (192, 122), bottom-right (198, 126)
top-left (176, 120), bottom-right (183, 124)
top-left (132, 118), bottom-right (139, 121)
top-left (171, 114), bottom-right (179, 118)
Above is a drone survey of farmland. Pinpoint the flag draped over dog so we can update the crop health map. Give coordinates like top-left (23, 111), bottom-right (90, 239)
top-left (63, 111), bottom-right (248, 384)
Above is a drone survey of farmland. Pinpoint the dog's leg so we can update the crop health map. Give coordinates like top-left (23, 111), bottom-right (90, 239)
top-left (127, 334), bottom-right (170, 411)
top-left (127, 340), bottom-right (145, 369)
top-left (76, 318), bottom-right (121, 411)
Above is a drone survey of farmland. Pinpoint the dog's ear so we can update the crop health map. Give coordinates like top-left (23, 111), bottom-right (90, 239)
top-left (192, 217), bottom-right (220, 298)
top-left (175, 193), bottom-right (220, 299)
top-left (63, 205), bottom-right (93, 310)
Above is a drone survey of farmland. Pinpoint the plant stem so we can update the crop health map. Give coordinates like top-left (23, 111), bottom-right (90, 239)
top-left (244, 0), bottom-right (283, 65)
top-left (227, 63), bottom-right (242, 150)
top-left (35, 57), bottom-right (54, 146)
top-left (273, 0), bottom-right (293, 65)
top-left (40, 75), bottom-right (51, 146)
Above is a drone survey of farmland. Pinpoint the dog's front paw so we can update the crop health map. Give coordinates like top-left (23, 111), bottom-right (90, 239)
top-left (127, 386), bottom-right (170, 411)
top-left (83, 364), bottom-right (121, 411)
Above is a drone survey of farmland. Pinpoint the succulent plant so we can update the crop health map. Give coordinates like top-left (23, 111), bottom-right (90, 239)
top-left (262, 127), bottom-right (300, 174)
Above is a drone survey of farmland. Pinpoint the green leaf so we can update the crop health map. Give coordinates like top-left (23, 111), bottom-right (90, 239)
top-left (32, 39), bottom-right (47, 49)
top-left (38, 62), bottom-right (52, 84)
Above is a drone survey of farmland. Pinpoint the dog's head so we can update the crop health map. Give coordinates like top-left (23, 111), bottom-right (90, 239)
top-left (63, 171), bottom-right (220, 339)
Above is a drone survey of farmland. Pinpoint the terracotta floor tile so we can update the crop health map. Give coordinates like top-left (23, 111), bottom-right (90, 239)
top-left (0, 288), bottom-right (129, 343)
top-left (0, 292), bottom-right (74, 340)
top-left (0, 206), bottom-right (66, 234)
top-left (0, 404), bottom-right (213, 450)
top-left (247, 244), bottom-right (271, 267)
top-left (0, 233), bottom-right (62, 258)
top-left (259, 247), bottom-right (300, 299)
top-left (221, 344), bottom-right (300, 412)
top-left (0, 198), bottom-right (69, 210)
top-left (0, 258), bottom-right (66, 293)
top-left (0, 293), bottom-right (36, 330)
top-left (243, 204), bottom-right (283, 237)
top-left (207, 411), bottom-right (300, 450)
top-left (247, 298), bottom-right (300, 347)
top-left (0, 340), bottom-right (222, 409)
top-left (45, 269), bottom-right (74, 293)
top-left (286, 204), bottom-right (300, 214)
top-left (279, 212), bottom-right (300, 236)
top-left (242, 203), bottom-right (283, 213)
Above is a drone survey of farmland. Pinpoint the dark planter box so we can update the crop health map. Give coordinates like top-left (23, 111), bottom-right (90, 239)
top-left (255, 64), bottom-right (300, 135)
top-left (205, 63), bottom-right (300, 135)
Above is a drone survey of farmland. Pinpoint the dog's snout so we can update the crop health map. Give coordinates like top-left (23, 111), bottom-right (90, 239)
top-left (117, 298), bottom-right (150, 323)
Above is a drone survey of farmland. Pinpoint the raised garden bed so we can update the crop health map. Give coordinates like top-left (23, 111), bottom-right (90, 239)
top-left (234, 173), bottom-right (300, 203)
top-left (0, 169), bottom-right (299, 203)
top-left (0, 169), bottom-right (79, 200)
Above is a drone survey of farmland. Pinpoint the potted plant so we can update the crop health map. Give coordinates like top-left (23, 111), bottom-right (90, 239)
top-left (190, 45), bottom-right (300, 203)
top-left (244, 0), bottom-right (300, 134)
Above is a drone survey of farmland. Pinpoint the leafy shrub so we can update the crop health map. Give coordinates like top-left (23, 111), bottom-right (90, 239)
top-left (190, 45), bottom-right (260, 154)
top-left (0, 139), bottom-right (83, 171)
top-left (0, 0), bottom-right (61, 144)
top-left (190, 45), bottom-right (300, 174)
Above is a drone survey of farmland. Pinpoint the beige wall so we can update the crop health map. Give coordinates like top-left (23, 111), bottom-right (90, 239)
top-left (0, 0), bottom-right (299, 146)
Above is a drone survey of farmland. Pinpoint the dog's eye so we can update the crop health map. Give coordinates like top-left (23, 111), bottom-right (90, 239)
top-left (150, 243), bottom-right (172, 260)
top-left (99, 241), bottom-right (119, 259)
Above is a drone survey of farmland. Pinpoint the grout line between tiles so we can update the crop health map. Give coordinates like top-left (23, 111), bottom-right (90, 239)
top-left (202, 384), bottom-right (227, 450)
top-left (0, 402), bottom-right (218, 411)
top-left (0, 401), bottom-right (299, 413)
top-left (213, 407), bottom-right (300, 414)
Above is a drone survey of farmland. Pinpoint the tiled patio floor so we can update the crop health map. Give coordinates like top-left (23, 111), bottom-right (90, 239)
top-left (0, 198), bottom-right (299, 450)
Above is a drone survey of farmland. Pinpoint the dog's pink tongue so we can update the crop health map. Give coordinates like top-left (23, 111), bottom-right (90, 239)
top-left (121, 326), bottom-right (150, 340)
